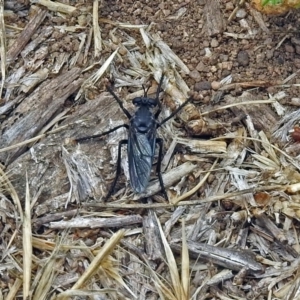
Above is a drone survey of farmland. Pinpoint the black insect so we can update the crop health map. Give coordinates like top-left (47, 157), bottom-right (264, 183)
top-left (76, 75), bottom-right (192, 201)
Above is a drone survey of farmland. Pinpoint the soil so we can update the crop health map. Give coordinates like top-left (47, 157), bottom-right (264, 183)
top-left (2, 0), bottom-right (300, 299)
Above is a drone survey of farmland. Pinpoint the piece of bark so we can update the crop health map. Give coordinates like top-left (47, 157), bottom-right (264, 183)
top-left (0, 95), bottom-right (23, 114)
top-left (7, 7), bottom-right (47, 64)
top-left (253, 213), bottom-right (298, 258)
top-left (0, 68), bottom-right (83, 164)
top-left (201, 0), bottom-right (225, 36)
top-left (34, 209), bottom-right (79, 228)
top-left (5, 92), bottom-right (126, 203)
top-left (225, 92), bottom-right (278, 135)
top-left (254, 212), bottom-right (287, 243)
top-left (164, 206), bottom-right (186, 237)
top-left (49, 215), bottom-right (143, 229)
top-left (21, 26), bottom-right (54, 58)
top-left (220, 80), bottom-right (283, 90)
top-left (143, 210), bottom-right (164, 262)
top-left (134, 162), bottom-right (197, 200)
top-left (171, 241), bottom-right (264, 275)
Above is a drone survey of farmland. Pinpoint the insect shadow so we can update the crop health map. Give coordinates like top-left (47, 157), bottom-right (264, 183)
top-left (76, 75), bottom-right (192, 201)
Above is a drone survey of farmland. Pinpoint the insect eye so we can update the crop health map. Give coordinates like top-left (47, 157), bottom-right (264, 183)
top-left (149, 99), bottom-right (157, 106)
top-left (132, 97), bottom-right (141, 105)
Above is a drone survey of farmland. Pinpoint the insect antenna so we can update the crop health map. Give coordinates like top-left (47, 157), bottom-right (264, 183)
top-left (158, 96), bottom-right (194, 127)
top-left (142, 84), bottom-right (151, 97)
top-left (154, 75), bottom-right (165, 118)
top-left (155, 74), bottom-right (164, 100)
top-left (106, 84), bottom-right (132, 120)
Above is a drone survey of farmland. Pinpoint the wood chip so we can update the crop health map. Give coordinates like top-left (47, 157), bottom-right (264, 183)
top-left (7, 7), bottom-right (47, 64)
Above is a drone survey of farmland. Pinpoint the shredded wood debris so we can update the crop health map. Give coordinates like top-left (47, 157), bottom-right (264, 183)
top-left (1, 1), bottom-right (300, 299)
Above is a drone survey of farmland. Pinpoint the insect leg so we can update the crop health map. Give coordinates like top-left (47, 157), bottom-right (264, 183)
top-left (158, 96), bottom-right (194, 127)
top-left (154, 74), bottom-right (165, 119)
top-left (76, 124), bottom-right (129, 142)
top-left (106, 86), bottom-right (132, 120)
top-left (104, 139), bottom-right (128, 202)
top-left (155, 138), bottom-right (168, 200)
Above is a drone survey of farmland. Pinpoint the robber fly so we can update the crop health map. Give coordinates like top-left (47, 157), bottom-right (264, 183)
top-left (76, 75), bottom-right (192, 201)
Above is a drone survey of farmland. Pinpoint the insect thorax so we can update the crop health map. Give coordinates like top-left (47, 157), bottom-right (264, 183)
top-left (131, 106), bottom-right (156, 133)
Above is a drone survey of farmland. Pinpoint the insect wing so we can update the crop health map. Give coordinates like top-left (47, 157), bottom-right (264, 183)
top-left (128, 130), bottom-right (155, 193)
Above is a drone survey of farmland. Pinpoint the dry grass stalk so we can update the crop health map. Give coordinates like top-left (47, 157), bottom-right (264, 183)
top-left (23, 174), bottom-right (32, 299)
top-left (93, 0), bottom-right (102, 57)
top-left (55, 289), bottom-right (119, 298)
top-left (200, 99), bottom-right (276, 116)
top-left (173, 159), bottom-right (218, 204)
top-left (32, 247), bottom-right (59, 300)
top-left (75, 47), bottom-right (119, 101)
top-left (146, 213), bottom-right (190, 299)
top-left (5, 278), bottom-right (22, 300)
top-left (0, 0), bottom-right (6, 97)
top-left (0, 124), bottom-right (70, 154)
top-left (69, 229), bottom-right (125, 291)
top-left (0, 163), bottom-right (22, 220)
top-left (49, 214), bottom-right (143, 229)
top-left (84, 184), bottom-right (286, 210)
top-left (181, 219), bottom-right (190, 300)
top-left (30, 0), bottom-right (76, 14)
top-left (214, 130), bottom-right (299, 172)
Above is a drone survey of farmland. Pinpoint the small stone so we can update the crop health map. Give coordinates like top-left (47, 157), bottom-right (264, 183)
top-left (266, 49), bottom-right (274, 59)
top-left (222, 69), bottom-right (231, 77)
top-left (203, 96), bottom-right (210, 103)
top-left (294, 58), bottom-right (300, 68)
top-left (78, 15), bottom-right (87, 26)
top-left (291, 98), bottom-right (300, 106)
top-left (291, 37), bottom-right (300, 46)
top-left (171, 39), bottom-right (183, 49)
top-left (296, 46), bottom-right (300, 55)
top-left (210, 54), bottom-right (218, 65)
top-left (211, 38), bottom-right (219, 48)
top-left (203, 40), bottom-right (209, 47)
top-left (119, 46), bottom-right (127, 56)
top-left (210, 65), bottom-right (217, 73)
top-left (225, 2), bottom-right (234, 10)
top-left (163, 9), bottom-right (170, 16)
top-left (194, 81), bottom-right (211, 91)
top-left (285, 44), bottom-right (295, 53)
top-left (196, 61), bottom-right (206, 72)
top-left (219, 54), bottom-right (229, 62)
top-left (236, 9), bottom-right (247, 18)
top-left (237, 50), bottom-right (250, 66)
top-left (211, 81), bottom-right (221, 90)
top-left (256, 53), bottom-right (265, 64)
top-left (221, 61), bottom-right (233, 70)
top-left (189, 70), bottom-right (201, 81)
top-left (264, 37), bottom-right (273, 45)
top-left (204, 48), bottom-right (212, 58)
